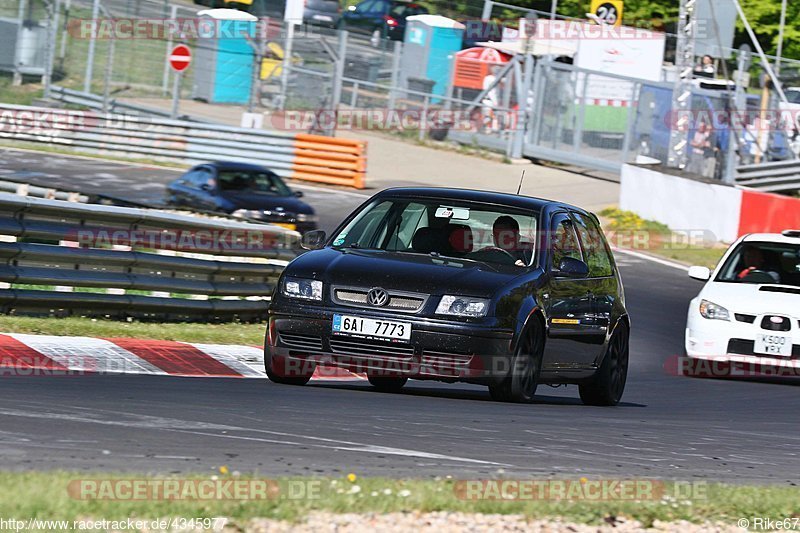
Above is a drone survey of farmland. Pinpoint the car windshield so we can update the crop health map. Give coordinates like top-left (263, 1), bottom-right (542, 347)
top-left (786, 90), bottom-right (800, 104)
top-left (331, 198), bottom-right (538, 267)
top-left (715, 241), bottom-right (800, 287)
top-left (217, 171), bottom-right (292, 196)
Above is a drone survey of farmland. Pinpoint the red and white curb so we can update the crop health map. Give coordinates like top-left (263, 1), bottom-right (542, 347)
top-left (0, 333), bottom-right (364, 381)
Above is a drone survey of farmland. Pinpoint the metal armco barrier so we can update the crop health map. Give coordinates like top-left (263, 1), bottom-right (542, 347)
top-left (736, 160), bottom-right (800, 193)
top-left (0, 102), bottom-right (367, 189)
top-left (0, 193), bottom-right (301, 321)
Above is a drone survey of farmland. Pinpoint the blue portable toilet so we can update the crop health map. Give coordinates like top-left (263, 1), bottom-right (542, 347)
top-left (400, 15), bottom-right (465, 102)
top-left (192, 9), bottom-right (257, 105)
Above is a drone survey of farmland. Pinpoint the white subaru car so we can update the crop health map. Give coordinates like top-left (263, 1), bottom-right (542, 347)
top-left (685, 230), bottom-right (800, 371)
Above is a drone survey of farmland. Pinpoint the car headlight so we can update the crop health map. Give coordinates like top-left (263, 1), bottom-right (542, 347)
top-left (296, 213), bottom-right (318, 223)
top-left (436, 295), bottom-right (490, 317)
top-left (282, 277), bottom-right (323, 301)
top-left (699, 299), bottom-right (730, 321)
top-left (232, 209), bottom-right (264, 219)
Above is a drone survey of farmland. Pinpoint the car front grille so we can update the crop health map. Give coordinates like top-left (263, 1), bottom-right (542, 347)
top-left (329, 337), bottom-right (415, 358)
top-left (734, 313), bottom-right (756, 324)
top-left (761, 315), bottom-right (792, 332)
top-left (278, 332), bottom-right (323, 351)
top-left (331, 286), bottom-right (428, 313)
top-left (421, 350), bottom-right (473, 368)
top-left (727, 338), bottom-right (800, 358)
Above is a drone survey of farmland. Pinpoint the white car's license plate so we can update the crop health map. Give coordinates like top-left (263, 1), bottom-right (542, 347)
top-left (313, 14), bottom-right (333, 21)
top-left (332, 314), bottom-right (411, 341)
top-left (754, 333), bottom-right (792, 357)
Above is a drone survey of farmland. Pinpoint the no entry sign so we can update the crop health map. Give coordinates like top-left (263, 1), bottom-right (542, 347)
top-left (169, 44), bottom-right (192, 72)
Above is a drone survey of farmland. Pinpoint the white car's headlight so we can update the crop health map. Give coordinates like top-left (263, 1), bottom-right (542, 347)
top-left (436, 295), bottom-right (490, 317)
top-left (282, 277), bottom-right (323, 301)
top-left (699, 299), bottom-right (730, 321)
top-left (296, 213), bottom-right (318, 223)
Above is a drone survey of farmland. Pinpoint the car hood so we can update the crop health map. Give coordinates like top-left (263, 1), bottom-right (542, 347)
top-left (219, 191), bottom-right (314, 214)
top-left (700, 281), bottom-right (800, 318)
top-left (286, 248), bottom-right (526, 298)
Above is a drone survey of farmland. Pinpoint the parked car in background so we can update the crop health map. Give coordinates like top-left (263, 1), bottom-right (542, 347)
top-left (266, 187), bottom-right (630, 405)
top-left (304, 0), bottom-right (341, 27)
top-left (339, 0), bottom-right (428, 46)
top-left (166, 161), bottom-right (318, 233)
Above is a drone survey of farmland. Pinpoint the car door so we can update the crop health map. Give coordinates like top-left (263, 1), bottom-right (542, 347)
top-left (571, 211), bottom-right (617, 365)
top-left (183, 166), bottom-right (219, 211)
top-left (541, 212), bottom-right (600, 370)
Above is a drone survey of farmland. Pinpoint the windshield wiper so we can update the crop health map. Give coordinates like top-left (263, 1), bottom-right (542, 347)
top-left (428, 251), bottom-right (499, 271)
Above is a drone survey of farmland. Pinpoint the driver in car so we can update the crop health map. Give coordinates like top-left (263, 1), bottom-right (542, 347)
top-left (492, 216), bottom-right (530, 267)
top-left (737, 245), bottom-right (780, 283)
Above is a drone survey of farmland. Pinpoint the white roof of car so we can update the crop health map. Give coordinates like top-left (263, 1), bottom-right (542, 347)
top-left (742, 231), bottom-right (800, 245)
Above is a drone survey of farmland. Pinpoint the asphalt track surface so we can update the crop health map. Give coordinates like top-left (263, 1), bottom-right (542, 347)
top-left (0, 149), bottom-right (798, 484)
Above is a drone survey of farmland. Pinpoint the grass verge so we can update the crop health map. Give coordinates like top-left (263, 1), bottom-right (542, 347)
top-left (0, 472), bottom-right (797, 527)
top-left (599, 207), bottom-right (728, 269)
top-left (0, 316), bottom-right (264, 345)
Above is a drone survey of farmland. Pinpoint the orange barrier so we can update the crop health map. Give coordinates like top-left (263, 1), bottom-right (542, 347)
top-left (291, 134), bottom-right (367, 189)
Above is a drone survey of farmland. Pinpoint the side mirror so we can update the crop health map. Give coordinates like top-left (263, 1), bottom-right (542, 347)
top-left (200, 183), bottom-right (213, 192)
top-left (294, 190), bottom-right (304, 198)
top-left (554, 256), bottom-right (589, 278)
top-left (688, 265), bottom-right (711, 281)
top-left (301, 229), bottom-right (327, 250)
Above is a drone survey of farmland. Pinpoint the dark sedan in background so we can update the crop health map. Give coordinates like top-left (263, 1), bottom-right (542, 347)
top-left (166, 161), bottom-right (318, 233)
top-left (339, 0), bottom-right (428, 46)
top-left (266, 187), bottom-right (630, 405)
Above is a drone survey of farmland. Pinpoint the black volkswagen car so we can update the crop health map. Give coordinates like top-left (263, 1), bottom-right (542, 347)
top-left (165, 162), bottom-right (318, 233)
top-left (266, 188), bottom-right (630, 405)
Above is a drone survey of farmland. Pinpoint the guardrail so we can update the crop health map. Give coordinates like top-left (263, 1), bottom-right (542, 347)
top-left (736, 160), bottom-right (800, 193)
top-left (0, 193), bottom-right (301, 321)
top-left (1, 100), bottom-right (367, 189)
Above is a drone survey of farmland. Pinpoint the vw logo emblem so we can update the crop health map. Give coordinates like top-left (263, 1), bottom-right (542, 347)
top-left (367, 288), bottom-right (389, 307)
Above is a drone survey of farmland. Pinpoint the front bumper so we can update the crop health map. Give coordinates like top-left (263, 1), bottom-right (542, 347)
top-left (684, 299), bottom-right (800, 374)
top-left (266, 305), bottom-right (515, 382)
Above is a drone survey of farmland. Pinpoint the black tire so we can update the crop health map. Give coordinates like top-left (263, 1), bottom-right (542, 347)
top-left (368, 376), bottom-right (408, 393)
top-left (488, 318), bottom-right (544, 403)
top-left (579, 322), bottom-right (629, 406)
top-left (265, 356), bottom-right (314, 386)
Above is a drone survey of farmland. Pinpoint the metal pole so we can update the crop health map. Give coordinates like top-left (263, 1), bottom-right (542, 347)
top-left (278, 20), bottom-right (295, 111)
top-left (620, 82), bottom-right (640, 165)
top-left (162, 4), bottom-right (177, 96)
top-left (248, 24), bottom-right (264, 113)
top-left (13, 0), bottom-right (27, 86)
top-left (387, 40), bottom-right (401, 111)
top-left (43, 0), bottom-right (60, 98)
top-left (419, 95), bottom-right (429, 142)
top-left (480, 0), bottom-right (492, 21)
top-left (84, 0), bottom-right (100, 93)
top-left (730, 0), bottom-right (787, 104)
top-left (170, 70), bottom-right (181, 119)
top-left (775, 0), bottom-right (787, 75)
top-left (102, 31), bottom-right (115, 112)
top-left (511, 52), bottom-right (533, 159)
top-left (328, 29), bottom-right (347, 135)
top-left (58, 0), bottom-right (70, 70)
top-left (572, 73), bottom-right (589, 152)
top-left (550, 0), bottom-right (557, 21)
top-left (725, 52), bottom-right (748, 184)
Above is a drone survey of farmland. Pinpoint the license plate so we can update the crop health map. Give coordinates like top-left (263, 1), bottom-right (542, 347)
top-left (274, 223), bottom-right (297, 231)
top-left (754, 333), bottom-right (792, 357)
top-left (332, 314), bottom-right (411, 341)
top-left (313, 14), bottom-right (333, 21)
